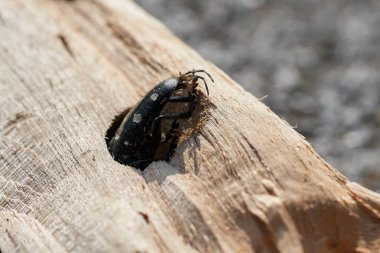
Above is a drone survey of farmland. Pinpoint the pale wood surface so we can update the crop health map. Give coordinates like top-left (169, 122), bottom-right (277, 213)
top-left (0, 0), bottom-right (380, 252)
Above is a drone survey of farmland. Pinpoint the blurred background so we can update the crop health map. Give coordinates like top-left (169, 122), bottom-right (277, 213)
top-left (136, 0), bottom-right (380, 192)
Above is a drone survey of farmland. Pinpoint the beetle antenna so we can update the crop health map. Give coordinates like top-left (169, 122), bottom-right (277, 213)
top-left (183, 69), bottom-right (198, 76)
top-left (197, 70), bottom-right (214, 83)
top-left (194, 75), bottom-right (209, 95)
top-left (184, 69), bottom-right (214, 83)
top-left (182, 69), bottom-right (214, 95)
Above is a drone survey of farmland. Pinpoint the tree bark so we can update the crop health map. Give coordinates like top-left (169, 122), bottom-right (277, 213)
top-left (0, 0), bottom-right (379, 252)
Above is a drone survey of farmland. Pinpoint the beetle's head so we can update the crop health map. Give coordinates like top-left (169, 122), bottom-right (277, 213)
top-left (177, 73), bottom-right (198, 91)
top-left (177, 69), bottom-right (214, 95)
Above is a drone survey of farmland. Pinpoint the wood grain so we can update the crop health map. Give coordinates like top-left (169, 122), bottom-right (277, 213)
top-left (0, 0), bottom-right (379, 252)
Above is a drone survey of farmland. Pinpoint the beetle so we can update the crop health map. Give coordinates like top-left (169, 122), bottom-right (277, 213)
top-left (108, 69), bottom-right (214, 169)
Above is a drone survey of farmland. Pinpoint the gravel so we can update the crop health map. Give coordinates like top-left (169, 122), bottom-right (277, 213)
top-left (136, 0), bottom-right (380, 191)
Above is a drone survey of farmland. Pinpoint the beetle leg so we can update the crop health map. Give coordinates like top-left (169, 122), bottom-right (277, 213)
top-left (155, 111), bottom-right (191, 121)
top-left (163, 120), bottom-right (180, 160)
top-left (161, 120), bottom-right (179, 142)
top-left (152, 120), bottom-right (179, 161)
top-left (155, 105), bottom-right (195, 120)
top-left (168, 95), bottom-right (196, 102)
top-left (151, 117), bottom-right (163, 144)
top-left (156, 101), bottom-right (195, 120)
top-left (157, 92), bottom-right (196, 121)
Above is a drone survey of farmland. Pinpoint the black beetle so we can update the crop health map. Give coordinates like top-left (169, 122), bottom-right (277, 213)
top-left (108, 69), bottom-right (214, 169)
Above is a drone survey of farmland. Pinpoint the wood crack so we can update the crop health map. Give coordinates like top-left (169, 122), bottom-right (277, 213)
top-left (107, 21), bottom-right (168, 74)
top-left (2, 112), bottom-right (33, 133)
top-left (57, 34), bottom-right (75, 58)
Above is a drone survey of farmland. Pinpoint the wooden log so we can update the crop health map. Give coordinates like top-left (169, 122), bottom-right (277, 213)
top-left (0, 0), bottom-right (379, 252)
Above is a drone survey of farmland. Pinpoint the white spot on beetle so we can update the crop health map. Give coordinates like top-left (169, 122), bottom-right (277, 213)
top-left (166, 78), bottom-right (178, 86)
top-left (114, 134), bottom-right (120, 140)
top-left (124, 140), bottom-right (129, 146)
top-left (150, 93), bottom-right (158, 101)
top-left (133, 113), bottom-right (142, 123)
